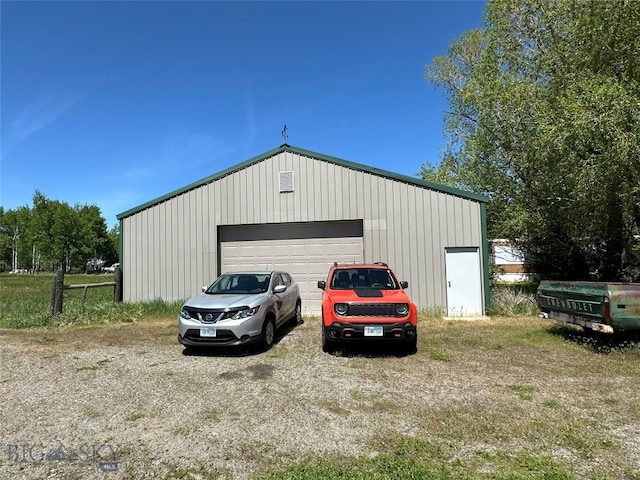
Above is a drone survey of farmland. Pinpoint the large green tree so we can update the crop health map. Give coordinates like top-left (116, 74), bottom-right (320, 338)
top-left (424, 0), bottom-right (640, 281)
top-left (0, 191), bottom-right (116, 272)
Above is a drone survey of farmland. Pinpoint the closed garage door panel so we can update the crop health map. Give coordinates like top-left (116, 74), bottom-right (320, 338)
top-left (221, 237), bottom-right (363, 314)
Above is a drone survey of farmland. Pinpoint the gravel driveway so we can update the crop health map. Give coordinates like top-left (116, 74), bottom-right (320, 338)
top-left (1, 317), bottom-right (639, 479)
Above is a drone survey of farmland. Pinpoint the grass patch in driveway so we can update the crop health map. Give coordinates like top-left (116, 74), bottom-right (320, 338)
top-left (1, 317), bottom-right (178, 352)
top-left (508, 383), bottom-right (536, 400)
top-left (261, 437), bottom-right (575, 480)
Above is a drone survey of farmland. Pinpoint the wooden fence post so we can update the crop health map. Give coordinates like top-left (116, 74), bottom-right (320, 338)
top-left (114, 266), bottom-right (123, 303)
top-left (50, 268), bottom-right (64, 315)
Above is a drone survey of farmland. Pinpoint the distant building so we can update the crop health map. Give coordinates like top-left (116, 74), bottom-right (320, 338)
top-left (490, 240), bottom-right (537, 282)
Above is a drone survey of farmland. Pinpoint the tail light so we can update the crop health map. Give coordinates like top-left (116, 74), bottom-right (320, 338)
top-left (604, 297), bottom-right (611, 319)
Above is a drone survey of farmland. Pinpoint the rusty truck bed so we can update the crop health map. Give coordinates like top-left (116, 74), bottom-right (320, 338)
top-left (537, 281), bottom-right (640, 333)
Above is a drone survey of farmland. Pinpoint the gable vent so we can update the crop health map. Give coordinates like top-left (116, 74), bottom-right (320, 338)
top-left (279, 171), bottom-right (294, 192)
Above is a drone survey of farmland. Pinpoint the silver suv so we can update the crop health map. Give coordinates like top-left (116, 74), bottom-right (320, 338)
top-left (178, 270), bottom-right (301, 351)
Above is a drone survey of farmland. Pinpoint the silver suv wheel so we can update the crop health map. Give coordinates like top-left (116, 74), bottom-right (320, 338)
top-left (261, 318), bottom-right (275, 351)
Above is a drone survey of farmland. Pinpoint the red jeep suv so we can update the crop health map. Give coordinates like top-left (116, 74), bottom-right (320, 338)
top-left (317, 262), bottom-right (418, 352)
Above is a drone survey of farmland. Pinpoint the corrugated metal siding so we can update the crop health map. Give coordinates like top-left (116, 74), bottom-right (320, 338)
top-left (121, 150), bottom-right (484, 312)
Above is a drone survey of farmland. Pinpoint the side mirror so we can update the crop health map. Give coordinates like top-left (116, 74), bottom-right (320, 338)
top-left (201, 286), bottom-right (207, 292)
top-left (273, 284), bottom-right (286, 294)
top-left (400, 281), bottom-right (409, 289)
top-left (317, 281), bottom-right (326, 290)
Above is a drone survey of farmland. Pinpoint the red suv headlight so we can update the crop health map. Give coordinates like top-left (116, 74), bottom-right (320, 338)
top-left (334, 303), bottom-right (348, 316)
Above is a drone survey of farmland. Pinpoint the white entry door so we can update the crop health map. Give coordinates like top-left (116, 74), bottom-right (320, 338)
top-left (445, 247), bottom-right (483, 316)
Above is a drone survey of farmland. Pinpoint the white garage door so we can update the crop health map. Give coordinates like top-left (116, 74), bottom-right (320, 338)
top-left (220, 222), bottom-right (363, 314)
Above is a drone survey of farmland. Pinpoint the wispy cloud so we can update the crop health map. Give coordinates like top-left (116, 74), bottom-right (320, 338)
top-left (108, 132), bottom-right (235, 222)
top-left (4, 89), bottom-right (84, 153)
top-left (121, 132), bottom-right (233, 183)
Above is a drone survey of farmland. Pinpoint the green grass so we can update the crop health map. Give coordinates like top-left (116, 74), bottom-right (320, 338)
top-left (0, 274), bottom-right (540, 329)
top-left (262, 437), bottom-right (575, 480)
top-left (509, 384), bottom-right (536, 400)
top-left (0, 272), bottom-right (182, 328)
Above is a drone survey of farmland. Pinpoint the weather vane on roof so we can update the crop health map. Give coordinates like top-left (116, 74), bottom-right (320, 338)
top-left (281, 124), bottom-right (288, 144)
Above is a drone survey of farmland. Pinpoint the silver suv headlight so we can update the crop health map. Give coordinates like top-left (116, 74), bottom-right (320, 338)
top-left (229, 306), bottom-right (260, 320)
top-left (180, 307), bottom-right (191, 320)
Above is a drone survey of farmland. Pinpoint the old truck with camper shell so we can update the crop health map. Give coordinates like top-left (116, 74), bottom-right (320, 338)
top-left (537, 281), bottom-right (640, 334)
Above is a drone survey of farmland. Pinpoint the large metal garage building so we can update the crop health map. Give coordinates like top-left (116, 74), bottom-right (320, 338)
top-left (117, 144), bottom-right (490, 316)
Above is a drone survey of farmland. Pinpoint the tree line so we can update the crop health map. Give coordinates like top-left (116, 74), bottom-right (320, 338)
top-left (422, 0), bottom-right (640, 282)
top-left (0, 190), bottom-right (118, 273)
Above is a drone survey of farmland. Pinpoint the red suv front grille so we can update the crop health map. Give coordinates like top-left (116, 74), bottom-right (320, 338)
top-left (345, 303), bottom-right (402, 317)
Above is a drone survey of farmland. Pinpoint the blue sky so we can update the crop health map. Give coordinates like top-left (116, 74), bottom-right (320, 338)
top-left (1, 1), bottom-right (486, 228)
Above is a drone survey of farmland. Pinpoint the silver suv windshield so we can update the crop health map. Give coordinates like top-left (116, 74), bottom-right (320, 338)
top-left (206, 273), bottom-right (271, 294)
top-left (330, 268), bottom-right (398, 290)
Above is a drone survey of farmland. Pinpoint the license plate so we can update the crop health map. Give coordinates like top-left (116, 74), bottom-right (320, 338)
top-left (200, 327), bottom-right (217, 337)
top-left (364, 326), bottom-right (383, 337)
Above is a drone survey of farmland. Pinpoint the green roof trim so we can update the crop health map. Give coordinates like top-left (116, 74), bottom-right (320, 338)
top-left (117, 144), bottom-right (488, 219)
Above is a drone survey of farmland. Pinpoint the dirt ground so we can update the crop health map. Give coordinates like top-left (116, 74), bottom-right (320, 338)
top-left (0, 316), bottom-right (638, 480)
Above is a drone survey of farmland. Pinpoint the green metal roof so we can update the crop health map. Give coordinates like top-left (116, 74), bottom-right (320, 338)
top-left (117, 144), bottom-right (488, 220)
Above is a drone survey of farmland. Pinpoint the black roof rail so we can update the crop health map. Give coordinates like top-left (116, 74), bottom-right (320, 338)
top-left (373, 262), bottom-right (388, 267)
